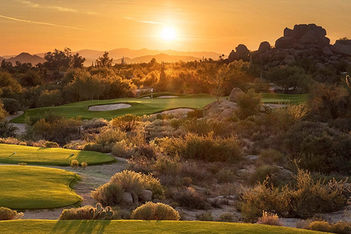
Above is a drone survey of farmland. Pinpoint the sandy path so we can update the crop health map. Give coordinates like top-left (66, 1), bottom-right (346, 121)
top-left (21, 157), bottom-right (128, 220)
top-left (88, 104), bottom-right (131, 112)
top-left (5, 111), bottom-right (27, 136)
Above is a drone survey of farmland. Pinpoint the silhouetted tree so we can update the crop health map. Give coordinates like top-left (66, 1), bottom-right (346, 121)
top-left (96, 52), bottom-right (113, 67)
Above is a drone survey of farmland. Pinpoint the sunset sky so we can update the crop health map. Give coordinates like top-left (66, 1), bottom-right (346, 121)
top-left (0, 0), bottom-right (350, 55)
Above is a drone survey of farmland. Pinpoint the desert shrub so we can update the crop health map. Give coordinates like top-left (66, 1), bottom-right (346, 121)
top-left (308, 221), bottom-right (332, 233)
top-left (112, 114), bottom-right (140, 132)
top-left (309, 221), bottom-right (351, 233)
top-left (95, 129), bottom-right (126, 147)
top-left (329, 118), bottom-right (351, 133)
top-left (70, 160), bottom-right (79, 168)
top-left (1, 98), bottom-right (21, 114)
top-left (241, 169), bottom-right (350, 221)
top-left (156, 133), bottom-right (241, 162)
top-left (81, 162), bottom-right (88, 169)
top-left (173, 187), bottom-right (209, 210)
top-left (92, 170), bottom-right (164, 206)
top-left (82, 118), bottom-right (108, 130)
top-left (131, 202), bottom-right (180, 220)
top-left (111, 140), bottom-right (134, 158)
top-left (285, 121), bottom-right (351, 173)
top-left (59, 203), bottom-right (115, 220)
top-left (218, 213), bottom-right (235, 222)
top-left (258, 149), bottom-right (284, 165)
top-left (37, 89), bottom-right (63, 107)
top-left (236, 89), bottom-right (262, 119)
top-left (83, 143), bottom-right (111, 153)
top-left (0, 121), bottom-right (17, 138)
top-left (196, 211), bottom-right (213, 221)
top-left (0, 207), bottom-right (23, 220)
top-left (182, 119), bottom-right (232, 137)
top-left (153, 155), bottom-right (181, 176)
top-left (187, 109), bottom-right (203, 119)
top-left (0, 102), bottom-right (7, 121)
top-left (257, 211), bottom-right (281, 226)
top-left (250, 165), bottom-right (293, 187)
top-left (44, 141), bottom-right (59, 148)
top-left (31, 116), bottom-right (81, 145)
top-left (216, 168), bottom-right (236, 183)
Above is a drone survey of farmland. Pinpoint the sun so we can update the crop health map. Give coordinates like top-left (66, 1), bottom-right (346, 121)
top-left (160, 26), bottom-right (177, 41)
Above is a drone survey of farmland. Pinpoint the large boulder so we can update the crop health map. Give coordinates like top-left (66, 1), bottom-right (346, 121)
top-left (333, 39), bottom-right (351, 56)
top-left (140, 190), bottom-right (153, 202)
top-left (228, 44), bottom-right (250, 62)
top-left (258, 41), bottom-right (271, 52)
top-left (229, 88), bottom-right (244, 102)
top-left (121, 192), bottom-right (134, 205)
top-left (275, 24), bottom-right (330, 49)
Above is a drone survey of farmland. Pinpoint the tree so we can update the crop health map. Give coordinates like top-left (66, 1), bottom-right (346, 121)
top-left (96, 52), bottom-right (113, 68)
top-left (44, 48), bottom-right (85, 71)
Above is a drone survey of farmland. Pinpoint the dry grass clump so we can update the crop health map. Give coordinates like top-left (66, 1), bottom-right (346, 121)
top-left (155, 133), bottom-right (241, 162)
top-left (241, 169), bottom-right (350, 221)
top-left (91, 170), bottom-right (164, 206)
top-left (0, 207), bottom-right (23, 220)
top-left (59, 203), bottom-right (115, 220)
top-left (131, 202), bottom-right (180, 220)
top-left (257, 211), bottom-right (281, 226)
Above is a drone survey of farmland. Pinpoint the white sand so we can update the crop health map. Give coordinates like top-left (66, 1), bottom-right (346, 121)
top-left (158, 96), bottom-right (178, 99)
top-left (88, 103), bottom-right (131, 112)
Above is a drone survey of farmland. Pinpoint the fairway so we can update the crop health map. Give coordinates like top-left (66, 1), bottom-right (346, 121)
top-left (12, 94), bottom-right (307, 123)
top-left (0, 220), bottom-right (324, 234)
top-left (12, 95), bottom-right (216, 123)
top-left (0, 144), bottom-right (115, 166)
top-left (0, 165), bottom-right (81, 209)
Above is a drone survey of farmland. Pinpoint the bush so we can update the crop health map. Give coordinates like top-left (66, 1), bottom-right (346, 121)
top-left (218, 213), bottom-right (235, 222)
top-left (37, 89), bottom-right (64, 107)
top-left (112, 140), bottom-right (134, 158)
top-left (257, 211), bottom-right (281, 226)
top-left (112, 114), bottom-right (140, 132)
top-left (196, 211), bottom-right (213, 221)
top-left (309, 221), bottom-right (351, 233)
top-left (70, 160), bottom-right (79, 168)
top-left (59, 203), bottom-right (115, 220)
top-left (285, 121), bottom-right (351, 173)
top-left (131, 202), bottom-right (180, 220)
top-left (31, 116), bottom-right (81, 145)
top-left (258, 149), bottom-right (284, 165)
top-left (156, 133), bottom-right (241, 162)
top-left (241, 169), bottom-right (349, 221)
top-left (0, 207), bottom-right (23, 220)
top-left (1, 98), bottom-right (21, 114)
top-left (0, 121), bottom-right (17, 138)
top-left (236, 89), bottom-right (262, 119)
top-left (173, 187), bottom-right (209, 210)
top-left (96, 129), bottom-right (126, 146)
top-left (92, 170), bottom-right (164, 206)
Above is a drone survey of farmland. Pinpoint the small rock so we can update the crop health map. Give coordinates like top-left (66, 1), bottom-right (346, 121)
top-left (140, 189), bottom-right (153, 202)
top-left (121, 192), bottom-right (133, 205)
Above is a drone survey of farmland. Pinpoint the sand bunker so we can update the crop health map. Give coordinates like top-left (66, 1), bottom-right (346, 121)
top-left (158, 96), bottom-right (178, 99)
top-left (161, 108), bottom-right (194, 115)
top-left (88, 103), bottom-right (131, 112)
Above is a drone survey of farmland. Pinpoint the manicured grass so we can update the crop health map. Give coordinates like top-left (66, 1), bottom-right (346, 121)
top-left (12, 94), bottom-right (307, 123)
top-left (12, 95), bottom-right (216, 123)
top-left (0, 144), bottom-right (115, 166)
top-left (262, 93), bottom-right (308, 104)
top-left (0, 220), bottom-right (324, 234)
top-left (0, 165), bottom-right (81, 209)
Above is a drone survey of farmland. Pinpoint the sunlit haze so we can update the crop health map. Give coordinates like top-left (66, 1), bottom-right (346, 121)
top-left (0, 0), bottom-right (351, 55)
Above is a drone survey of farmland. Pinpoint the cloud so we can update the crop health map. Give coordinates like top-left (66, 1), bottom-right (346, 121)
top-left (16, 0), bottom-right (96, 15)
top-left (124, 17), bottom-right (163, 25)
top-left (0, 13), bottom-right (83, 30)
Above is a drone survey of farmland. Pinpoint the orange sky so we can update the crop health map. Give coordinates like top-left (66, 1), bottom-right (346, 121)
top-left (0, 0), bottom-right (350, 55)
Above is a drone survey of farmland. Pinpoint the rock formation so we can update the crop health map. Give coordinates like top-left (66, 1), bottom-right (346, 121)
top-left (275, 24), bottom-right (330, 49)
top-left (228, 44), bottom-right (250, 62)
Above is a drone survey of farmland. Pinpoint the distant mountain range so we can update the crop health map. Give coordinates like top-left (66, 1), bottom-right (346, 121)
top-left (1, 48), bottom-right (221, 66)
top-left (0, 52), bottom-right (45, 65)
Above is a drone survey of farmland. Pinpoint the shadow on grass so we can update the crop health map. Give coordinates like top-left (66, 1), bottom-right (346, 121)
top-left (51, 220), bottom-right (111, 234)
